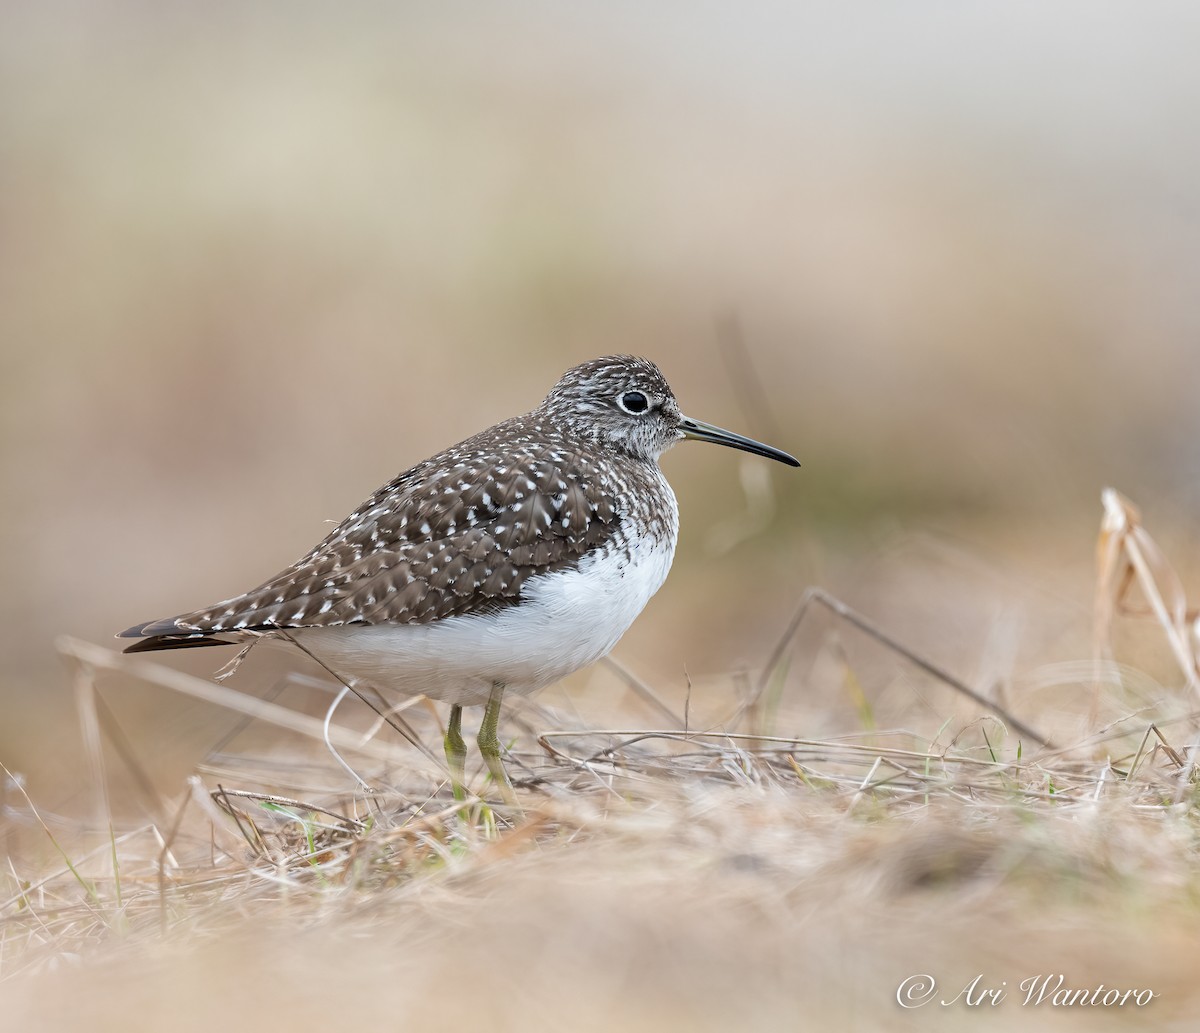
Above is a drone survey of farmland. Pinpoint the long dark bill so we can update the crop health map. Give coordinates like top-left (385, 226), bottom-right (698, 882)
top-left (678, 416), bottom-right (800, 467)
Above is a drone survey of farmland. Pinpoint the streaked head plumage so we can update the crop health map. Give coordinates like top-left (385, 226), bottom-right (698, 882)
top-left (538, 355), bottom-right (684, 462)
top-left (539, 354), bottom-right (799, 470)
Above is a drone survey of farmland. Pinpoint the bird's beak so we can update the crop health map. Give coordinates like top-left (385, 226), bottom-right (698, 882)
top-left (678, 416), bottom-right (800, 467)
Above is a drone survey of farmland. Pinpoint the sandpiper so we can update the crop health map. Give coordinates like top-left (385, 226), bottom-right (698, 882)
top-left (120, 355), bottom-right (798, 798)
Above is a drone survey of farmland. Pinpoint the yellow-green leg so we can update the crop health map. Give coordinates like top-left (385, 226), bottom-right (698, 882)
top-left (444, 703), bottom-right (468, 802)
top-left (478, 683), bottom-right (517, 805)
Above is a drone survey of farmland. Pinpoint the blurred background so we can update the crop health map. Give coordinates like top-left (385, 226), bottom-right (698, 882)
top-left (4, 1), bottom-right (1200, 796)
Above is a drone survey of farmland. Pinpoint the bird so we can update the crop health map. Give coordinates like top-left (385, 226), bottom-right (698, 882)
top-left (119, 355), bottom-right (799, 800)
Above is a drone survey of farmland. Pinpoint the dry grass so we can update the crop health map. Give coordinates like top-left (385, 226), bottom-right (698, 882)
top-left (3, 493), bottom-right (1200, 1031)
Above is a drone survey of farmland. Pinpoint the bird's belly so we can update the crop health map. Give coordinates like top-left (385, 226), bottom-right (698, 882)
top-left (293, 535), bottom-right (676, 707)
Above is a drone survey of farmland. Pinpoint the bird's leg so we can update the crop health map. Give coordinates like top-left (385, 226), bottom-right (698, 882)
top-left (477, 683), bottom-right (517, 805)
top-left (444, 703), bottom-right (468, 802)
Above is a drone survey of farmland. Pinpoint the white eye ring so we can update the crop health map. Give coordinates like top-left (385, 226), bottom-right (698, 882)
top-left (619, 391), bottom-right (650, 414)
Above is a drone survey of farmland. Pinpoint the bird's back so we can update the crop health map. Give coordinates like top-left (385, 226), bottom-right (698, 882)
top-left (121, 410), bottom-right (679, 654)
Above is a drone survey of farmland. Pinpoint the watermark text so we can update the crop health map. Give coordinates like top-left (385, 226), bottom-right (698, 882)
top-left (896, 973), bottom-right (1157, 1010)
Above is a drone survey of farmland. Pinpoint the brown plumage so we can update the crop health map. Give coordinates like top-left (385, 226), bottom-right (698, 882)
top-left (119, 354), bottom-right (799, 796)
top-left (119, 354), bottom-right (798, 788)
top-left (122, 409), bottom-right (632, 648)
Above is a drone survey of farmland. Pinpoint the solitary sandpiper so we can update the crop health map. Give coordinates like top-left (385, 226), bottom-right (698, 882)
top-left (120, 355), bottom-right (799, 798)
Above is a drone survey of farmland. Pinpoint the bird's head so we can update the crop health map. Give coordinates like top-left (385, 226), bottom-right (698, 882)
top-left (541, 355), bottom-right (800, 467)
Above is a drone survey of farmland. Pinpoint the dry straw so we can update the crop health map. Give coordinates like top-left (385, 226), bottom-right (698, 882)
top-left (1, 487), bottom-right (1198, 1001)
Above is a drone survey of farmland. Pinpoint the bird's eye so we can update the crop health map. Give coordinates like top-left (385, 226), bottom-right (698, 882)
top-left (620, 391), bottom-right (650, 414)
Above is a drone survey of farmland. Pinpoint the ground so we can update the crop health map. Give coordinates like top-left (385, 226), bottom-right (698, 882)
top-left (4, 501), bottom-right (1200, 1032)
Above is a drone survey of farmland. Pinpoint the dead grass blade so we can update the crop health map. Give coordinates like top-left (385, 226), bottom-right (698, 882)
top-left (753, 587), bottom-right (1053, 747)
top-left (55, 637), bottom-right (433, 775)
top-left (1096, 488), bottom-right (1200, 697)
top-left (601, 656), bottom-right (684, 726)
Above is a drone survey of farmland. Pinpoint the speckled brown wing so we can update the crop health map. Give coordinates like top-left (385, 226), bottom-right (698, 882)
top-left (120, 432), bottom-right (622, 648)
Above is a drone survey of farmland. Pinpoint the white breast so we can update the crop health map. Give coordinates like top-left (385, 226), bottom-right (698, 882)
top-left (294, 497), bottom-right (678, 707)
